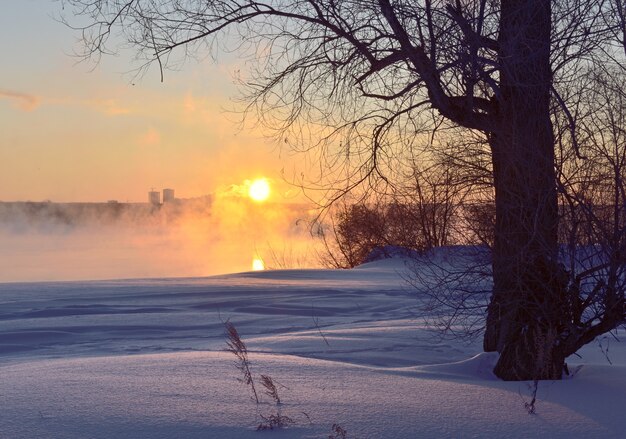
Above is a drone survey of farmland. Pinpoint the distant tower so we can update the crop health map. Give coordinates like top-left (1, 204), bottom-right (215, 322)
top-left (148, 189), bottom-right (161, 205)
top-left (163, 188), bottom-right (175, 203)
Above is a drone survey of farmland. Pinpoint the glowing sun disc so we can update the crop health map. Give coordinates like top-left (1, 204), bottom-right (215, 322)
top-left (248, 178), bottom-right (271, 202)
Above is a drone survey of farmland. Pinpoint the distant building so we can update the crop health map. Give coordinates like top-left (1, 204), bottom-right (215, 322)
top-left (148, 190), bottom-right (160, 206)
top-left (163, 188), bottom-right (175, 203)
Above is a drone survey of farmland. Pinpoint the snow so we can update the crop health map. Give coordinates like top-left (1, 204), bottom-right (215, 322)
top-left (1, 254), bottom-right (625, 438)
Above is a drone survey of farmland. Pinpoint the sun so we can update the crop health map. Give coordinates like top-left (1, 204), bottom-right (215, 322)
top-left (248, 178), bottom-right (271, 202)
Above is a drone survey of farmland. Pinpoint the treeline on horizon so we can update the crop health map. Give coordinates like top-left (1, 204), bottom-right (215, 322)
top-left (319, 200), bottom-right (620, 269)
top-left (0, 197), bottom-right (213, 230)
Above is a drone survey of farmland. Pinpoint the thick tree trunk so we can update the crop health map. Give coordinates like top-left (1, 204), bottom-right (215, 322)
top-left (483, 0), bottom-right (568, 380)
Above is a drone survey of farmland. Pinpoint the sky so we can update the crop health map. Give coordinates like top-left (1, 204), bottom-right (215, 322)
top-left (0, 0), bottom-right (295, 203)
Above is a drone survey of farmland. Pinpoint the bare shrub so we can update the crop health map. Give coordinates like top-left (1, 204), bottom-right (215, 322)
top-left (318, 159), bottom-right (472, 268)
top-left (405, 246), bottom-right (493, 342)
top-left (328, 203), bottom-right (387, 268)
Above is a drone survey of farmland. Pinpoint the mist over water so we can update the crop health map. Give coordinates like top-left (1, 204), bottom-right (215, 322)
top-left (0, 198), bottom-right (320, 282)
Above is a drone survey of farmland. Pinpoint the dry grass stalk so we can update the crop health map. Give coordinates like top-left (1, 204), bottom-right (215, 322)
top-left (524, 379), bottom-right (539, 415)
top-left (224, 320), bottom-right (259, 404)
top-left (260, 374), bottom-right (282, 405)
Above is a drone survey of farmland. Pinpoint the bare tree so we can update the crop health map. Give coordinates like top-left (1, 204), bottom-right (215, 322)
top-left (555, 68), bottom-right (626, 359)
top-left (64, 0), bottom-right (625, 380)
top-left (393, 161), bottom-right (468, 248)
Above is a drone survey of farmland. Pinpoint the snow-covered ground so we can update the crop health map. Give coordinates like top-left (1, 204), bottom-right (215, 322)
top-left (1, 254), bottom-right (624, 438)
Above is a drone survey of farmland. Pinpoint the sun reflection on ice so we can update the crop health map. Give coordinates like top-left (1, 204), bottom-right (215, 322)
top-left (252, 258), bottom-right (265, 271)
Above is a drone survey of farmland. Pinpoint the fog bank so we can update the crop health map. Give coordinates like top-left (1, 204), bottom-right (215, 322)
top-left (0, 199), bottom-right (320, 282)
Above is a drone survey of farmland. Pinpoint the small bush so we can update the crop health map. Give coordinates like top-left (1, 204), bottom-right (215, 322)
top-left (329, 423), bottom-right (348, 439)
top-left (256, 414), bottom-right (295, 430)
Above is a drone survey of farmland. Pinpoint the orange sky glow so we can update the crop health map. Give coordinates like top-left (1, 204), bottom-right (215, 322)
top-left (0, 2), bottom-right (304, 204)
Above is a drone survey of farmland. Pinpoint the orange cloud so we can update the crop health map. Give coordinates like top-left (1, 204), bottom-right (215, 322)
top-left (0, 89), bottom-right (40, 111)
top-left (94, 98), bottom-right (131, 116)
